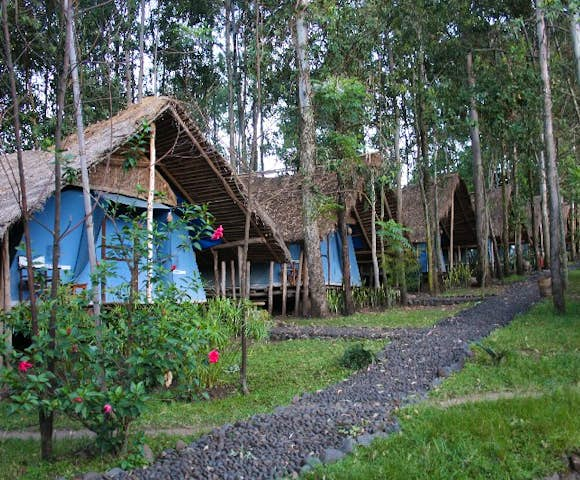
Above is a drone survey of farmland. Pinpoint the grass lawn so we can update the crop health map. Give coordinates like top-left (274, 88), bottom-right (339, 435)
top-left (306, 270), bottom-right (580, 480)
top-left (0, 338), bottom-right (385, 479)
top-left (282, 303), bottom-right (469, 329)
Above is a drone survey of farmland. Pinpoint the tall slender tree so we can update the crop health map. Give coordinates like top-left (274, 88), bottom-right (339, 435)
top-left (294, 0), bottom-right (328, 317)
top-left (536, 0), bottom-right (566, 313)
top-left (467, 50), bottom-right (489, 287)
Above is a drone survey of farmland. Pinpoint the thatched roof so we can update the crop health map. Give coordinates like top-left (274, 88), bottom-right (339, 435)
top-left (247, 169), bottom-right (362, 243)
top-left (486, 185), bottom-right (512, 240)
top-left (0, 97), bottom-right (290, 263)
top-left (395, 173), bottom-right (477, 246)
top-left (529, 195), bottom-right (573, 244)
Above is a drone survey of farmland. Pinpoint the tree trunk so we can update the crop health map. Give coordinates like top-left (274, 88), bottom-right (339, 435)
top-left (380, 183), bottom-right (388, 286)
top-left (240, 195), bottom-right (250, 395)
top-left (294, 0), bottom-right (327, 317)
top-left (125, 49), bottom-right (132, 105)
top-left (572, 9), bottom-right (580, 86)
top-left (370, 171), bottom-right (380, 289)
top-left (512, 147), bottom-right (524, 275)
top-left (1, 0), bottom-right (39, 335)
top-left (392, 71), bottom-right (407, 303)
top-left (538, 150), bottom-right (550, 268)
top-left (501, 151), bottom-right (510, 275)
top-left (1, 233), bottom-right (11, 367)
top-left (338, 175), bottom-right (354, 315)
top-left (146, 123), bottom-right (156, 302)
top-left (571, 202), bottom-right (577, 261)
top-left (432, 152), bottom-right (442, 293)
top-left (536, 2), bottom-right (566, 313)
top-left (65, 0), bottom-right (102, 319)
top-left (225, 0), bottom-right (236, 166)
top-left (467, 50), bottom-right (489, 287)
top-left (418, 168), bottom-right (435, 292)
top-left (137, 0), bottom-right (145, 102)
top-left (527, 166), bottom-right (541, 270)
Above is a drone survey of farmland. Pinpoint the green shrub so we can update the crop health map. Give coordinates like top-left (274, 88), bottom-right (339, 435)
top-left (444, 263), bottom-right (473, 290)
top-left (352, 285), bottom-right (399, 310)
top-left (340, 343), bottom-right (375, 369)
top-left (327, 289), bottom-right (344, 315)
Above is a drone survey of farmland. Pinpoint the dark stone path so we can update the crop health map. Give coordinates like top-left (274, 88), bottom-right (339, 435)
top-left (122, 277), bottom-right (542, 480)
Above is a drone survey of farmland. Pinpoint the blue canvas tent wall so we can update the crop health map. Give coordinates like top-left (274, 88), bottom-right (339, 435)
top-left (387, 174), bottom-right (477, 273)
top-left (242, 173), bottom-right (363, 291)
top-left (0, 97), bottom-right (290, 307)
top-left (8, 189), bottom-right (206, 303)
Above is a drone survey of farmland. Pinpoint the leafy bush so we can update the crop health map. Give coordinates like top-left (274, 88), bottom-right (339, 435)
top-left (377, 219), bottom-right (421, 292)
top-left (340, 343), bottom-right (375, 370)
top-left (195, 298), bottom-right (271, 391)
top-left (353, 285), bottom-right (399, 309)
top-left (326, 288), bottom-right (344, 315)
top-left (444, 264), bottom-right (473, 290)
top-left (0, 291), bottom-right (149, 453)
top-left (0, 202), bottom-right (222, 454)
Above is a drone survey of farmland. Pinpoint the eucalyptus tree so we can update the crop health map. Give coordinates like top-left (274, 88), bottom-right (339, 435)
top-left (294, 0), bottom-right (328, 317)
top-left (314, 76), bottom-right (369, 315)
top-left (537, 0), bottom-right (566, 312)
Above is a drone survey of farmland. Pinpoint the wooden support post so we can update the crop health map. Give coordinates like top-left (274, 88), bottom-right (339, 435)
top-left (281, 263), bottom-right (287, 317)
top-left (302, 260), bottom-right (310, 317)
top-left (146, 122), bottom-right (156, 303)
top-left (237, 246), bottom-right (243, 298)
top-left (212, 250), bottom-right (219, 297)
top-left (230, 260), bottom-right (236, 300)
top-left (294, 252), bottom-right (304, 316)
top-left (101, 217), bottom-right (107, 304)
top-left (221, 260), bottom-right (226, 297)
top-left (246, 261), bottom-right (251, 299)
top-left (1, 232), bottom-right (12, 367)
top-left (449, 193), bottom-right (455, 271)
top-left (267, 261), bottom-right (274, 315)
top-left (326, 235), bottom-right (331, 286)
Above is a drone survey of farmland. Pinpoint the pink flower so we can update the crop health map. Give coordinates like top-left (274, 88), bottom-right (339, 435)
top-left (66, 327), bottom-right (72, 335)
top-left (210, 225), bottom-right (224, 240)
top-left (72, 344), bottom-right (79, 353)
top-left (73, 396), bottom-right (83, 403)
top-left (170, 264), bottom-right (177, 272)
top-left (208, 349), bottom-right (220, 364)
top-left (18, 361), bottom-right (33, 373)
top-left (103, 404), bottom-right (113, 415)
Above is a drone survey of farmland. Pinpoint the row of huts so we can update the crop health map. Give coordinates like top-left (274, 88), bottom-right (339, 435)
top-left (0, 97), bottom-right (574, 313)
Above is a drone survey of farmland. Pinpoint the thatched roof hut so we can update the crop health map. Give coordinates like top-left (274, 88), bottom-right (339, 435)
top-left (0, 96), bottom-right (290, 264)
top-left (247, 169), bottom-right (363, 243)
top-left (394, 174), bottom-right (477, 246)
top-left (486, 185), bottom-right (512, 241)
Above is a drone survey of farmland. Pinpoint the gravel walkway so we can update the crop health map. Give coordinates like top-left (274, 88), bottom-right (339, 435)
top-left (122, 277), bottom-right (542, 480)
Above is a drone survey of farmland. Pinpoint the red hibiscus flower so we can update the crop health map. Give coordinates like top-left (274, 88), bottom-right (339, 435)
top-left (18, 361), bottom-right (33, 373)
top-left (208, 349), bottom-right (220, 364)
top-left (210, 225), bottom-right (224, 240)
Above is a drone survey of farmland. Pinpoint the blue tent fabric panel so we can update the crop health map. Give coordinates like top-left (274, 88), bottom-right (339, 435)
top-left (163, 224), bottom-right (206, 302)
top-left (245, 237), bottom-right (362, 289)
top-left (415, 241), bottom-right (447, 273)
top-left (10, 189), bottom-right (88, 302)
top-left (347, 234), bottom-right (362, 286)
top-left (320, 232), bottom-right (362, 286)
top-left (417, 243), bottom-right (428, 273)
top-left (11, 189), bottom-right (207, 304)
